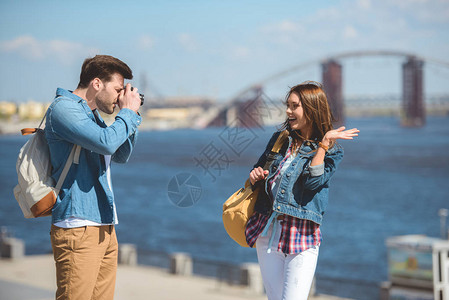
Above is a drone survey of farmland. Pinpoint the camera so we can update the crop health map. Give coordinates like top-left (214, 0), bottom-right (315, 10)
top-left (130, 86), bottom-right (144, 106)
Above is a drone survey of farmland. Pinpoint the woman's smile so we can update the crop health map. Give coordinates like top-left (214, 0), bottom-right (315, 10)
top-left (286, 92), bottom-right (308, 133)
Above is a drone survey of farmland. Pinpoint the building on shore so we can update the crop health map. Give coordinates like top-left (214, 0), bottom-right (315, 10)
top-left (17, 101), bottom-right (50, 120)
top-left (0, 102), bottom-right (18, 119)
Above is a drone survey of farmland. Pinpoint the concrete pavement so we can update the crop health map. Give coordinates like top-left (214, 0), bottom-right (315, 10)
top-left (0, 255), bottom-right (351, 300)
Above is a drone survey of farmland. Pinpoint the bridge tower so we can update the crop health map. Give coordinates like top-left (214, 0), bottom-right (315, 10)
top-left (402, 57), bottom-right (425, 126)
top-left (322, 60), bottom-right (344, 126)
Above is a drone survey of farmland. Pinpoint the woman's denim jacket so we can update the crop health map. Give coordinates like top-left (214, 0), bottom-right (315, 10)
top-left (253, 131), bottom-right (344, 225)
top-left (45, 88), bottom-right (141, 224)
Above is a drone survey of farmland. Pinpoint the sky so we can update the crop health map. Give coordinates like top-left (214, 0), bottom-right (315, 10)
top-left (0, 0), bottom-right (448, 103)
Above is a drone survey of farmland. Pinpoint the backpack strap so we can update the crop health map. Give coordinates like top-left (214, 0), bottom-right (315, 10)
top-left (21, 128), bottom-right (39, 135)
top-left (23, 100), bottom-right (82, 195)
top-left (37, 111), bottom-right (47, 129)
top-left (257, 130), bottom-right (289, 181)
top-left (73, 145), bottom-right (81, 164)
top-left (54, 144), bottom-right (81, 195)
top-left (37, 105), bottom-right (81, 165)
top-left (270, 130), bottom-right (288, 153)
top-left (20, 109), bottom-right (48, 135)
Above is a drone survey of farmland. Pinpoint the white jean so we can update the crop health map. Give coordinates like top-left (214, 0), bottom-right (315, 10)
top-left (256, 220), bottom-right (319, 300)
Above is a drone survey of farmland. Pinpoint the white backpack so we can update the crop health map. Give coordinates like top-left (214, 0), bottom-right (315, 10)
top-left (13, 115), bottom-right (81, 218)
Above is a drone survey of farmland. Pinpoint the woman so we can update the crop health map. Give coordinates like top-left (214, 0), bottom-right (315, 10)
top-left (245, 81), bottom-right (359, 300)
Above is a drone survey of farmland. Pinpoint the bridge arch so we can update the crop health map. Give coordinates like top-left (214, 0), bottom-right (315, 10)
top-left (216, 50), bottom-right (449, 128)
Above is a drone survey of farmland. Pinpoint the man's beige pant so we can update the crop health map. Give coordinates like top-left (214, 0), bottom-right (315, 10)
top-left (51, 225), bottom-right (118, 300)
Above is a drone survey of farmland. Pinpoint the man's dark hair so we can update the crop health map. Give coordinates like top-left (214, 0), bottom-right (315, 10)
top-left (77, 55), bottom-right (133, 88)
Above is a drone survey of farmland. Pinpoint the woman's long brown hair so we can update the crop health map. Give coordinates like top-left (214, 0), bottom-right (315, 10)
top-left (280, 81), bottom-right (336, 149)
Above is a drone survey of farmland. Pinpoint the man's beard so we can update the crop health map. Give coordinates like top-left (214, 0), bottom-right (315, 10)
top-left (95, 98), bottom-right (114, 115)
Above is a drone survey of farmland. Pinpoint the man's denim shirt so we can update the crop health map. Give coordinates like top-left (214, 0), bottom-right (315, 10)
top-left (45, 88), bottom-right (141, 224)
top-left (253, 131), bottom-right (344, 225)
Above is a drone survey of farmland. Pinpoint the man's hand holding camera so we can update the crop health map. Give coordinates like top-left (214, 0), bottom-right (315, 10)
top-left (119, 83), bottom-right (142, 113)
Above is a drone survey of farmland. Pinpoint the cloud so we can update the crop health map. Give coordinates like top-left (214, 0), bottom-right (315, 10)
top-left (388, 0), bottom-right (449, 23)
top-left (177, 33), bottom-right (198, 52)
top-left (343, 25), bottom-right (359, 39)
top-left (357, 0), bottom-right (372, 10)
top-left (0, 35), bottom-right (99, 64)
top-left (254, 0), bottom-right (448, 59)
top-left (231, 46), bottom-right (250, 59)
top-left (261, 20), bottom-right (305, 45)
top-left (138, 35), bottom-right (155, 50)
top-left (264, 20), bottom-right (303, 34)
top-left (0, 35), bottom-right (44, 59)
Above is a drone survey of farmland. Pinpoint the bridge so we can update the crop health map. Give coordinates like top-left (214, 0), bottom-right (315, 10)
top-left (206, 50), bottom-right (449, 128)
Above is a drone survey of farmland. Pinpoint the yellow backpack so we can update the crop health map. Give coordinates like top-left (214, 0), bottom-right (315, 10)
top-left (222, 131), bottom-right (288, 247)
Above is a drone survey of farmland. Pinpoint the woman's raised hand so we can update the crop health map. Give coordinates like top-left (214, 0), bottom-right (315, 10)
top-left (323, 126), bottom-right (359, 143)
top-left (249, 167), bottom-right (269, 186)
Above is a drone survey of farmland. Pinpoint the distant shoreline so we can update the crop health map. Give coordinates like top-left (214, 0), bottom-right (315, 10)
top-left (1, 111), bottom-right (448, 136)
top-left (0, 118), bottom-right (206, 136)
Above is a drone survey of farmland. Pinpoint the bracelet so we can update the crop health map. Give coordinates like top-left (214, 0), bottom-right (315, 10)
top-left (318, 142), bottom-right (329, 151)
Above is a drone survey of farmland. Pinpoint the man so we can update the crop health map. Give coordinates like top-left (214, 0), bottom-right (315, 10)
top-left (45, 55), bottom-right (142, 300)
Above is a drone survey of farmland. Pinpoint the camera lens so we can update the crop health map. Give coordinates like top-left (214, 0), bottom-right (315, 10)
top-left (139, 94), bottom-right (144, 106)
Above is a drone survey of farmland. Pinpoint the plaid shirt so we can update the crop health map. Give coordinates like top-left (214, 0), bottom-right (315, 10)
top-left (246, 212), bottom-right (321, 254)
top-left (245, 142), bottom-right (322, 254)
